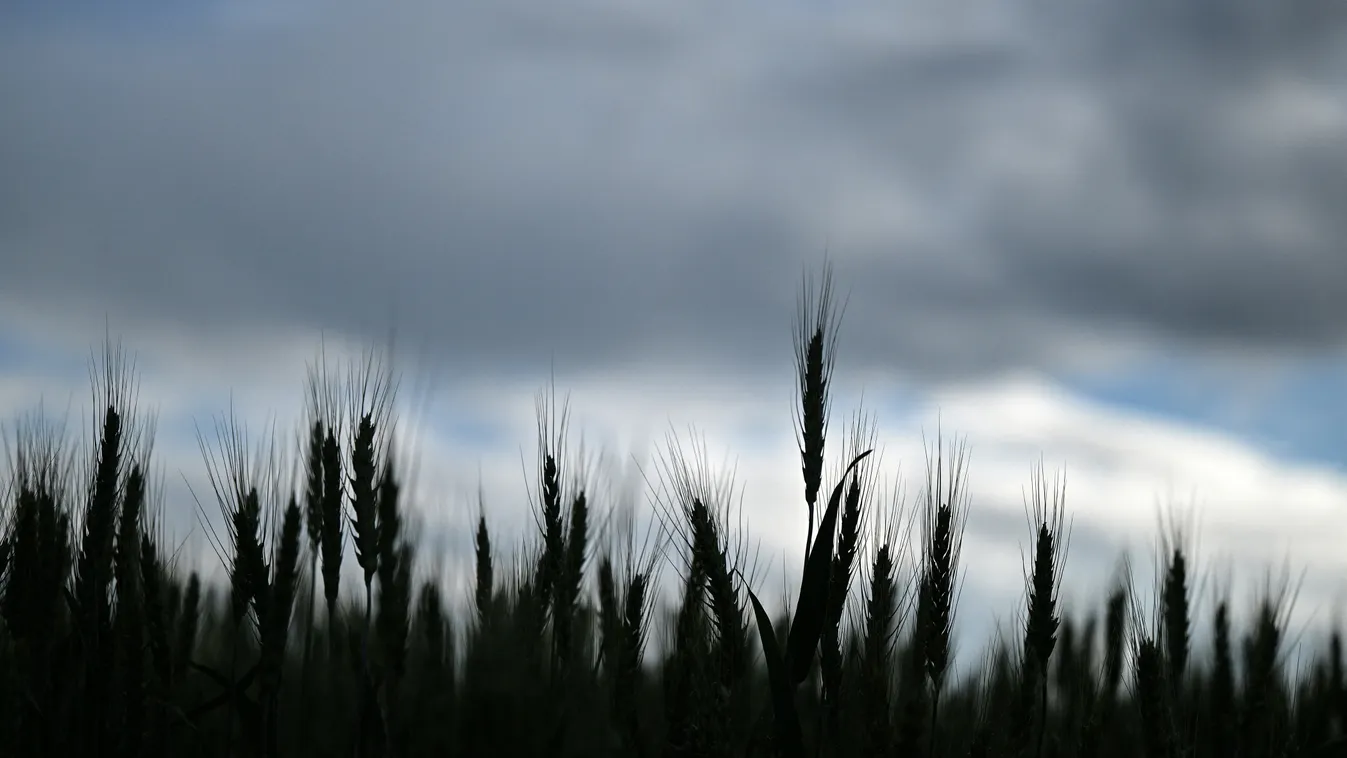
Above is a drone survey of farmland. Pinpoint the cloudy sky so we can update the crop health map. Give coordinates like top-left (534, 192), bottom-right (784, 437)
top-left (3, 0), bottom-right (1347, 661)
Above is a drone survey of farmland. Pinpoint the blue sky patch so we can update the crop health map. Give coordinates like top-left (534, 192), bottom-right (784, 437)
top-left (1060, 354), bottom-right (1347, 470)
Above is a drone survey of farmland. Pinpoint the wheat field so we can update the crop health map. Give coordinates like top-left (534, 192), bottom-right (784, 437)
top-left (0, 269), bottom-right (1342, 758)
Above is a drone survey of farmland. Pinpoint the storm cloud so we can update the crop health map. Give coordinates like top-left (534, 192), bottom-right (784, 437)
top-left (2, 0), bottom-right (1345, 386)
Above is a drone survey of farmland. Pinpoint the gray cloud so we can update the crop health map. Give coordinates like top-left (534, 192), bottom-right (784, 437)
top-left (3, 0), bottom-right (1347, 384)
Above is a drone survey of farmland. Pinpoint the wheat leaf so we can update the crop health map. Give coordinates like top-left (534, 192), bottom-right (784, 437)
top-left (746, 583), bottom-right (803, 758)
top-left (787, 449), bottom-right (872, 685)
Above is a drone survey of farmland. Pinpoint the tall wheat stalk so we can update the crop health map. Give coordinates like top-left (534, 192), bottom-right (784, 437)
top-left (792, 261), bottom-right (843, 560)
top-left (1020, 461), bottom-right (1069, 758)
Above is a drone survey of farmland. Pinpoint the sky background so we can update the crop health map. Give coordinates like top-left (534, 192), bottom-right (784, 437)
top-left (3, 0), bottom-right (1347, 663)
